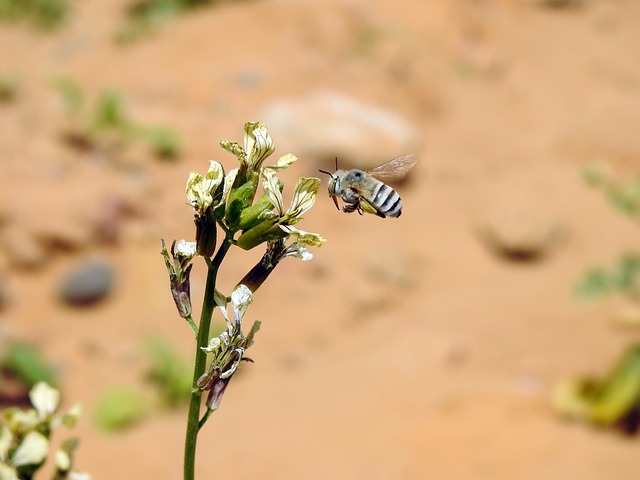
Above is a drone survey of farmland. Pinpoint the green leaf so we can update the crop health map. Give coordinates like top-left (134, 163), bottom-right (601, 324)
top-left (1, 342), bottom-right (57, 388)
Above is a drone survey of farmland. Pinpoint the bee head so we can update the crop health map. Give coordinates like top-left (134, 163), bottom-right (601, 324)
top-left (319, 158), bottom-right (341, 210)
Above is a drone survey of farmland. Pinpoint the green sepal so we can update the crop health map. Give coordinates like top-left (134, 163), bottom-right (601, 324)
top-left (236, 220), bottom-right (287, 250)
top-left (225, 172), bottom-right (259, 229)
top-left (238, 194), bottom-right (274, 231)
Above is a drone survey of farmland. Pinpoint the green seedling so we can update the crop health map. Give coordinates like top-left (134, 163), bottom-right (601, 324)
top-left (0, 0), bottom-right (69, 30)
top-left (555, 344), bottom-right (640, 434)
top-left (92, 387), bottom-right (147, 432)
top-left (143, 337), bottom-right (192, 408)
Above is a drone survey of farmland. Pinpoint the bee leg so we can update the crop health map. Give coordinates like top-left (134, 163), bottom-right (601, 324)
top-left (359, 198), bottom-right (386, 218)
top-left (342, 203), bottom-right (358, 214)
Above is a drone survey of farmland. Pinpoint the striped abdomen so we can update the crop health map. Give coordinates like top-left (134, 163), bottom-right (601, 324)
top-left (370, 181), bottom-right (403, 218)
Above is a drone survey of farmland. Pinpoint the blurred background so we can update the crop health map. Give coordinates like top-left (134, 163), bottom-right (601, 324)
top-left (2, 0), bottom-right (640, 478)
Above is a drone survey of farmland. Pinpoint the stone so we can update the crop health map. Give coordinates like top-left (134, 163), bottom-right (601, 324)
top-left (58, 259), bottom-right (115, 306)
top-left (260, 91), bottom-right (423, 171)
top-left (479, 203), bottom-right (565, 262)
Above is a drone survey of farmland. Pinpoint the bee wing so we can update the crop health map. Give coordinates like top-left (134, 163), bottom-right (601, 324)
top-left (366, 154), bottom-right (417, 180)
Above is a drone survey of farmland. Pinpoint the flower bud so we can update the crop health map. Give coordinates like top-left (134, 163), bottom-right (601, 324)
top-left (194, 210), bottom-right (217, 258)
top-left (225, 171), bottom-right (259, 229)
top-left (237, 240), bottom-right (287, 292)
top-left (236, 219), bottom-right (288, 251)
top-left (238, 194), bottom-right (275, 231)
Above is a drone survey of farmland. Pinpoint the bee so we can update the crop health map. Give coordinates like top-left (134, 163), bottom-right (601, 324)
top-left (319, 154), bottom-right (416, 218)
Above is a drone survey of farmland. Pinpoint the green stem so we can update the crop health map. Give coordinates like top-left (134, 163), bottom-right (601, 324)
top-left (184, 235), bottom-right (233, 480)
top-left (184, 314), bottom-right (198, 336)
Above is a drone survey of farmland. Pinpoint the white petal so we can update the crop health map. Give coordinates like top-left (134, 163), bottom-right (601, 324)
top-left (11, 431), bottom-right (49, 467)
top-left (206, 160), bottom-right (224, 183)
top-left (221, 167), bottom-right (239, 207)
top-left (0, 425), bottom-right (12, 461)
top-left (30, 382), bottom-right (60, 419)
top-left (245, 123), bottom-right (274, 168)
top-left (69, 473), bottom-right (92, 480)
top-left (284, 243), bottom-right (314, 261)
top-left (201, 337), bottom-right (222, 353)
top-left (261, 169), bottom-right (285, 215)
top-left (0, 465), bottom-right (18, 480)
top-left (55, 448), bottom-right (71, 471)
top-left (231, 284), bottom-right (253, 322)
top-left (287, 177), bottom-right (320, 218)
top-left (279, 224), bottom-right (326, 247)
top-left (175, 240), bottom-right (197, 259)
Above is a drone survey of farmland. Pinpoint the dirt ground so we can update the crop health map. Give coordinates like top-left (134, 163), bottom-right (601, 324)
top-left (2, 0), bottom-right (640, 478)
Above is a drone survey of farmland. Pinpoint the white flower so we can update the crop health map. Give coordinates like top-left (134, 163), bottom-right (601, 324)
top-left (283, 242), bottom-right (313, 261)
top-left (262, 169), bottom-right (326, 247)
top-left (4, 409), bottom-right (38, 432)
top-left (11, 431), bottom-right (49, 467)
top-left (55, 448), bottom-right (71, 471)
top-left (0, 426), bottom-right (12, 462)
top-left (243, 122), bottom-right (274, 169)
top-left (68, 473), bottom-right (92, 480)
top-left (214, 284), bottom-right (253, 330)
top-left (201, 337), bottom-right (222, 354)
top-left (186, 161), bottom-right (224, 214)
top-left (30, 382), bottom-right (60, 420)
top-left (230, 284), bottom-right (252, 323)
top-left (175, 240), bottom-right (197, 259)
top-left (0, 464), bottom-right (18, 480)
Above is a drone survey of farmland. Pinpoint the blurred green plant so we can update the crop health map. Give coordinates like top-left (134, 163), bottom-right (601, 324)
top-left (143, 337), bottom-right (192, 408)
top-left (582, 162), bottom-right (640, 218)
top-left (561, 163), bottom-right (640, 435)
top-left (0, 0), bottom-right (68, 30)
top-left (554, 344), bottom-right (640, 435)
top-left (1, 342), bottom-right (58, 389)
top-left (115, 0), bottom-right (247, 43)
top-left (575, 163), bottom-right (640, 302)
top-left (52, 77), bottom-right (183, 160)
top-left (92, 387), bottom-right (147, 432)
top-left (0, 382), bottom-right (90, 479)
top-left (575, 254), bottom-right (640, 301)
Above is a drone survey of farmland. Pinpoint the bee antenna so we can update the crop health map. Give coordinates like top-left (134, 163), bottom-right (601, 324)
top-left (334, 156), bottom-right (339, 170)
top-left (318, 169), bottom-right (334, 178)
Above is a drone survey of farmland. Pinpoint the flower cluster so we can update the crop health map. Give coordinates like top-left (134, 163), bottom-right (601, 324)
top-left (184, 121), bottom-right (325, 257)
top-left (161, 122), bottom-right (326, 420)
top-left (0, 382), bottom-right (90, 480)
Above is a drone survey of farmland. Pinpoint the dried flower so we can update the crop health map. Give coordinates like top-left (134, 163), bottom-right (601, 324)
top-left (196, 285), bottom-right (260, 412)
top-left (160, 239), bottom-right (196, 319)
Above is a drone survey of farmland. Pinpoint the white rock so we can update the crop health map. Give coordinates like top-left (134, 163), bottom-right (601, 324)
top-left (260, 91), bottom-right (422, 171)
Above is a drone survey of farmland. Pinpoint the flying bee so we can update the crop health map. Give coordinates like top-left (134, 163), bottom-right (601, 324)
top-left (319, 154), bottom-right (416, 218)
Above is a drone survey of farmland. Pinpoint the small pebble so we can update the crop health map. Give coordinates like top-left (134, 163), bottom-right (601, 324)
top-left (58, 259), bottom-right (115, 306)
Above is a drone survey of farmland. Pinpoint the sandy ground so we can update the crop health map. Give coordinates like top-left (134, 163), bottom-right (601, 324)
top-left (2, 0), bottom-right (640, 478)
